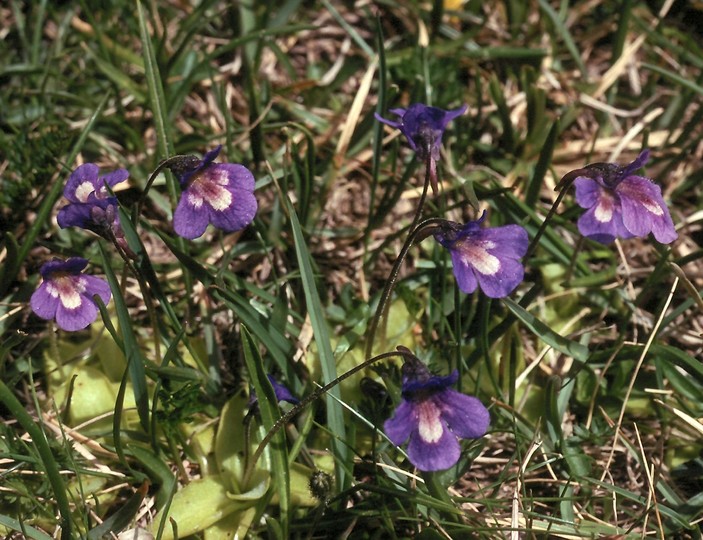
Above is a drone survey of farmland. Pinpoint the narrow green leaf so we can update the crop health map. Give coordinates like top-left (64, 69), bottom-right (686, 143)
top-left (240, 327), bottom-right (289, 537)
top-left (0, 514), bottom-right (53, 540)
top-left (525, 118), bottom-right (559, 207)
top-left (285, 197), bottom-right (349, 490)
top-left (87, 482), bottom-right (148, 540)
top-left (537, 0), bottom-right (587, 77)
top-left (98, 242), bottom-right (150, 432)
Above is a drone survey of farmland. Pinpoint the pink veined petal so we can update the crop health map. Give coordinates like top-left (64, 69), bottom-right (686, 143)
top-left (30, 282), bottom-right (60, 320)
top-left (384, 400), bottom-right (415, 446)
top-left (436, 390), bottom-right (490, 439)
top-left (406, 421), bottom-right (461, 471)
top-left (617, 177), bottom-right (677, 243)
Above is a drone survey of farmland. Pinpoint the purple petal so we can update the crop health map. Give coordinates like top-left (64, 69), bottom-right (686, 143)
top-left (440, 104), bottom-right (468, 128)
top-left (100, 168), bottom-right (130, 190)
top-left (214, 163), bottom-right (256, 191)
top-left (576, 204), bottom-right (628, 244)
top-left (64, 163), bottom-right (100, 203)
top-left (202, 145), bottom-right (223, 166)
top-left (374, 112), bottom-right (402, 129)
top-left (619, 150), bottom-right (650, 179)
top-left (268, 375), bottom-right (299, 405)
top-left (406, 420), bottom-right (461, 471)
top-left (477, 224), bottom-right (529, 258)
top-left (57, 203), bottom-right (95, 229)
top-left (384, 400), bottom-right (415, 446)
top-left (207, 190), bottom-right (257, 233)
top-left (82, 275), bottom-right (112, 305)
top-left (39, 257), bottom-right (88, 278)
top-left (436, 390), bottom-right (490, 439)
top-left (573, 177), bottom-right (602, 209)
top-left (173, 192), bottom-right (210, 239)
top-left (55, 299), bottom-right (98, 331)
top-left (617, 176), bottom-right (677, 244)
top-left (473, 256), bottom-right (525, 298)
top-left (449, 249), bottom-right (479, 294)
top-left (30, 282), bottom-right (60, 320)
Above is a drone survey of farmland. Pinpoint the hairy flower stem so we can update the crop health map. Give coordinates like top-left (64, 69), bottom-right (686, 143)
top-left (523, 167), bottom-right (588, 263)
top-left (240, 348), bottom-right (417, 490)
top-left (364, 217), bottom-right (445, 360)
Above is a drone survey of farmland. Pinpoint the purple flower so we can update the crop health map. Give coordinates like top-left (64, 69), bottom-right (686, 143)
top-left (247, 375), bottom-right (299, 417)
top-left (433, 213), bottom-right (529, 298)
top-left (375, 103), bottom-right (467, 194)
top-left (172, 146), bottom-right (257, 240)
top-left (573, 150), bottom-right (677, 244)
top-left (384, 358), bottom-right (489, 472)
top-left (57, 163), bottom-right (129, 247)
top-left (30, 258), bottom-right (112, 332)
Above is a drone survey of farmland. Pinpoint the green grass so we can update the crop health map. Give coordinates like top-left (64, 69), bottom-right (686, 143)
top-left (1, 0), bottom-right (703, 538)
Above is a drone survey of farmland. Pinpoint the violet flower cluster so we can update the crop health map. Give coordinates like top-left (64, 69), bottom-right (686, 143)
top-left (375, 102), bottom-right (677, 472)
top-left (31, 147), bottom-right (259, 331)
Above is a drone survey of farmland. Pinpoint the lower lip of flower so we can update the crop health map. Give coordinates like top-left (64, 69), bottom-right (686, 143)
top-left (594, 191), bottom-right (615, 222)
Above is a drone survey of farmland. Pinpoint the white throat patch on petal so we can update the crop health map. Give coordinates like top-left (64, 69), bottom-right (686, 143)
top-left (49, 276), bottom-right (86, 310)
top-left (594, 190), bottom-right (615, 223)
top-left (189, 171), bottom-right (233, 211)
top-left (417, 400), bottom-right (444, 444)
top-left (458, 239), bottom-right (500, 276)
top-left (75, 182), bottom-right (96, 203)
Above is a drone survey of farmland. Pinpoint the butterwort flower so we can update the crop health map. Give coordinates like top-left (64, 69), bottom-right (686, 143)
top-left (572, 150), bottom-right (677, 244)
top-left (433, 212), bottom-right (528, 298)
top-left (30, 258), bottom-right (111, 332)
top-left (172, 146), bottom-right (257, 240)
top-left (247, 375), bottom-right (299, 416)
top-left (384, 354), bottom-right (490, 471)
top-left (375, 103), bottom-right (467, 194)
top-left (57, 163), bottom-right (131, 252)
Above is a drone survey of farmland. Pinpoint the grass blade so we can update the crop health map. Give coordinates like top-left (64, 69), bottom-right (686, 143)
top-left (240, 327), bottom-right (289, 537)
top-left (285, 196), bottom-right (350, 490)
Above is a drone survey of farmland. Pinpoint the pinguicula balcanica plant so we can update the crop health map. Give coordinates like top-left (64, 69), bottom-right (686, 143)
top-left (384, 352), bottom-right (490, 471)
top-left (572, 150), bottom-right (677, 244)
top-left (433, 212), bottom-right (529, 298)
top-left (30, 257), bottom-right (111, 332)
top-left (173, 145), bottom-right (258, 239)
